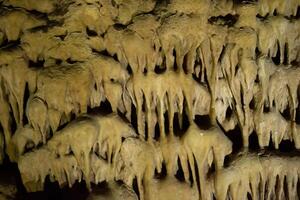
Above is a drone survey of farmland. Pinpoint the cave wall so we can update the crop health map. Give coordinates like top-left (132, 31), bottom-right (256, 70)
top-left (0, 0), bottom-right (300, 199)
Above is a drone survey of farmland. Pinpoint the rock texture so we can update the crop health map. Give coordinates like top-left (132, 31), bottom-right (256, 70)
top-left (0, 0), bottom-right (299, 199)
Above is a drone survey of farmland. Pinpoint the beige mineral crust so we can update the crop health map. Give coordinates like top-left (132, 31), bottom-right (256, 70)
top-left (0, 0), bottom-right (299, 199)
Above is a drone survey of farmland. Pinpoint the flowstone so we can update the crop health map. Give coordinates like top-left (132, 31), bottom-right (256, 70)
top-left (0, 0), bottom-right (299, 199)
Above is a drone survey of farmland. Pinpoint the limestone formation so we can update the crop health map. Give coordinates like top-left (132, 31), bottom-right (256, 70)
top-left (0, 0), bottom-right (299, 199)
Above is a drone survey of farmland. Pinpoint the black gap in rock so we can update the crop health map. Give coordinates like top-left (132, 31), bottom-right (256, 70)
top-left (240, 88), bottom-right (245, 112)
top-left (132, 177), bottom-right (140, 200)
top-left (113, 23), bottom-right (127, 31)
top-left (266, 136), bottom-right (276, 151)
top-left (234, 64), bottom-right (239, 76)
top-left (164, 111), bottom-right (169, 135)
top-left (283, 43), bottom-right (289, 65)
top-left (22, 83), bottom-right (30, 125)
top-left (296, 87), bottom-right (300, 124)
top-left (223, 125), bottom-right (243, 153)
top-left (182, 54), bottom-right (189, 74)
top-left (155, 162), bottom-right (167, 179)
top-left (206, 161), bottom-right (215, 179)
top-left (173, 49), bottom-right (178, 71)
top-left (273, 9), bottom-right (278, 16)
top-left (263, 103), bottom-right (270, 113)
top-left (154, 122), bottom-right (160, 140)
top-left (143, 67), bottom-right (148, 75)
top-left (97, 49), bottom-right (111, 57)
top-left (223, 155), bottom-right (231, 168)
top-left (126, 64), bottom-right (133, 75)
top-left (208, 14), bottom-right (239, 27)
top-left (249, 98), bottom-right (255, 110)
top-left (86, 27), bottom-right (98, 37)
top-left (275, 175), bottom-right (280, 196)
top-left (193, 155), bottom-right (201, 195)
top-left (181, 107), bottom-right (190, 132)
top-left (56, 59), bottom-right (63, 65)
top-left (89, 99), bottom-right (113, 115)
top-left (272, 41), bottom-right (281, 65)
top-left (194, 115), bottom-right (212, 130)
top-left (225, 106), bottom-right (233, 120)
top-left (256, 13), bottom-right (269, 21)
top-left (218, 45), bottom-right (226, 63)
top-left (255, 47), bottom-right (261, 58)
top-left (144, 121), bottom-right (148, 141)
top-left (233, 0), bottom-right (257, 4)
top-left (173, 112), bottom-right (182, 137)
top-left (283, 176), bottom-right (289, 199)
top-left (291, 60), bottom-right (299, 66)
top-left (55, 33), bottom-right (67, 41)
top-left (192, 73), bottom-right (201, 84)
top-left (130, 104), bottom-right (138, 134)
top-left (28, 59), bottom-right (45, 68)
top-left (90, 181), bottom-right (110, 196)
top-left (254, 73), bottom-right (260, 83)
top-left (297, 178), bottom-right (300, 199)
top-left (203, 67), bottom-right (210, 86)
top-left (0, 38), bottom-right (20, 50)
top-left (66, 58), bottom-right (77, 64)
top-left (23, 141), bottom-right (35, 154)
top-left (187, 159), bottom-right (194, 186)
top-left (247, 192), bottom-right (253, 200)
top-left (154, 65), bottom-right (166, 74)
top-left (279, 140), bottom-right (295, 153)
top-left (248, 131), bottom-right (260, 151)
top-left (9, 109), bottom-right (17, 135)
top-left (175, 158), bottom-right (185, 182)
top-left (280, 105), bottom-right (291, 121)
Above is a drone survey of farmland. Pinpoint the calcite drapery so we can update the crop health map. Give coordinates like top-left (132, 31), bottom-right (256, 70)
top-left (0, 0), bottom-right (299, 199)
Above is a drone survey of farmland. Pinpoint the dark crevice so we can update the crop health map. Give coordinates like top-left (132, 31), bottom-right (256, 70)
top-left (154, 65), bottom-right (166, 74)
top-left (164, 112), bottom-right (169, 135)
top-left (66, 58), bottom-right (77, 64)
top-left (132, 177), bottom-right (140, 200)
top-left (28, 59), bottom-right (45, 68)
top-left (87, 99), bottom-right (113, 115)
top-left (22, 83), bottom-right (30, 125)
top-left (283, 43), bottom-right (288, 65)
top-left (175, 158), bottom-right (185, 182)
top-left (248, 131), bottom-right (260, 151)
top-left (249, 98), bottom-right (255, 110)
top-left (206, 161), bottom-right (215, 179)
top-left (86, 27), bottom-right (98, 37)
top-left (279, 140), bottom-right (296, 153)
top-left (173, 49), bottom-right (178, 71)
top-left (187, 159), bottom-right (194, 186)
top-left (233, 0), bottom-right (257, 4)
top-left (194, 115), bottom-right (212, 130)
top-left (192, 154), bottom-right (201, 195)
top-left (0, 38), bottom-right (21, 50)
top-left (126, 64), bottom-right (133, 75)
top-left (130, 103), bottom-right (138, 134)
top-left (280, 105), bottom-right (291, 121)
top-left (255, 47), bottom-right (261, 58)
top-left (263, 104), bottom-right (270, 113)
top-left (256, 13), bottom-right (269, 21)
top-left (173, 108), bottom-right (190, 137)
top-left (182, 54), bottom-right (189, 74)
top-left (154, 122), bottom-right (160, 141)
top-left (223, 125), bottom-right (243, 153)
top-left (271, 41), bottom-right (281, 65)
top-left (155, 162), bottom-right (167, 179)
top-left (208, 14), bottom-right (239, 27)
top-left (247, 192), bottom-right (252, 200)
top-left (225, 106), bottom-right (233, 120)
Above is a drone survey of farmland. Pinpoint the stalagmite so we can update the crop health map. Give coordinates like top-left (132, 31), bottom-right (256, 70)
top-left (0, 0), bottom-right (299, 199)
